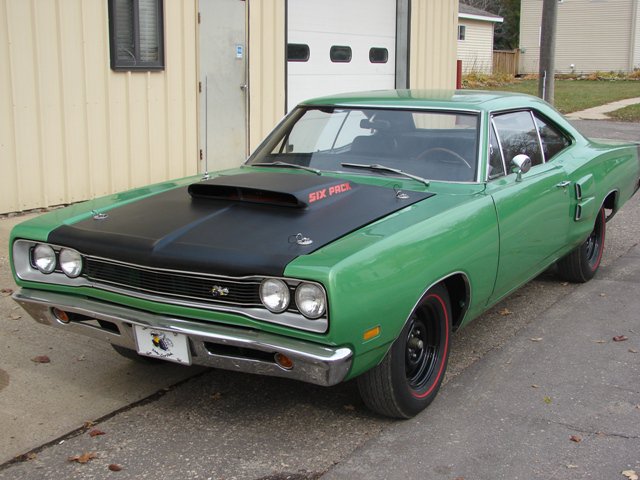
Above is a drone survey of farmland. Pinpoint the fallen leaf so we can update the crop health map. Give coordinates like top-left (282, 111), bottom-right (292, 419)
top-left (83, 421), bottom-right (96, 428)
top-left (561, 282), bottom-right (569, 286)
top-left (108, 464), bottom-right (123, 472)
top-left (88, 429), bottom-right (105, 437)
top-left (566, 464), bottom-right (578, 469)
top-left (530, 337), bottom-right (543, 342)
top-left (343, 404), bottom-right (356, 411)
top-left (570, 435), bottom-right (582, 443)
top-left (26, 452), bottom-right (37, 461)
top-left (531, 384), bottom-right (539, 389)
top-left (613, 335), bottom-right (629, 342)
top-left (599, 293), bottom-right (606, 297)
top-left (1, 288), bottom-right (14, 295)
top-left (622, 470), bottom-right (638, 480)
top-left (499, 308), bottom-right (513, 316)
top-left (629, 349), bottom-right (638, 354)
top-left (543, 396), bottom-right (552, 404)
top-left (76, 355), bottom-right (86, 361)
top-left (594, 340), bottom-right (607, 344)
top-left (68, 452), bottom-right (98, 464)
top-left (10, 314), bottom-right (21, 320)
top-left (210, 392), bottom-right (223, 400)
top-left (31, 355), bottom-right (50, 364)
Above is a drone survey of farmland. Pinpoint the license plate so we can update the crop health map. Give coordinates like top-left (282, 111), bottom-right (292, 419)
top-left (133, 325), bottom-right (191, 365)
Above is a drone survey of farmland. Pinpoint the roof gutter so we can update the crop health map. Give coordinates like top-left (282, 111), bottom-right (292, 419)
top-left (458, 13), bottom-right (503, 23)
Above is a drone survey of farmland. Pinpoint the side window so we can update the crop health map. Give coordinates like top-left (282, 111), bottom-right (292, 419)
top-left (108, 0), bottom-right (164, 71)
top-left (488, 124), bottom-right (506, 179)
top-left (534, 115), bottom-right (571, 161)
top-left (493, 111), bottom-right (544, 167)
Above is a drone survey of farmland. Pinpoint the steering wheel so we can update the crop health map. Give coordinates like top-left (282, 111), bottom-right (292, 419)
top-left (416, 147), bottom-right (472, 169)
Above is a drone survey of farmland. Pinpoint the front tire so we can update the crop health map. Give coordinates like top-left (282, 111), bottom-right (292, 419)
top-left (357, 284), bottom-right (452, 418)
top-left (557, 207), bottom-right (606, 283)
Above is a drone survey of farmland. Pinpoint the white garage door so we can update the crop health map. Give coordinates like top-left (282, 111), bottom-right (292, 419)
top-left (287, 0), bottom-right (397, 111)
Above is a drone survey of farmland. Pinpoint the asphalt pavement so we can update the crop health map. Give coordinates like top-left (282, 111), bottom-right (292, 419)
top-left (0, 117), bottom-right (638, 479)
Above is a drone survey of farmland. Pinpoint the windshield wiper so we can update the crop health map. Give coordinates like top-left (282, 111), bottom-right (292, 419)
top-left (250, 161), bottom-right (322, 176)
top-left (341, 163), bottom-right (430, 186)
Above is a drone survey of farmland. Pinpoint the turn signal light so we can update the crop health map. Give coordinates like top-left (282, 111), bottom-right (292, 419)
top-left (274, 352), bottom-right (294, 370)
top-left (52, 308), bottom-right (70, 323)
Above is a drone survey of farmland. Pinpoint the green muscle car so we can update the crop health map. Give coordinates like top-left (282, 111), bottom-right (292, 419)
top-left (10, 90), bottom-right (640, 418)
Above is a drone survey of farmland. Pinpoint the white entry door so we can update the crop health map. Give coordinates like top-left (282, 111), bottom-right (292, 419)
top-left (287, 0), bottom-right (397, 111)
top-left (199, 0), bottom-right (247, 172)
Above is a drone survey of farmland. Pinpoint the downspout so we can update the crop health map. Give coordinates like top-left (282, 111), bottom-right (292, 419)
top-left (630, 0), bottom-right (638, 71)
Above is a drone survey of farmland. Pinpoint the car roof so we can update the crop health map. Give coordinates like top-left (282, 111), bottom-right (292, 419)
top-left (300, 89), bottom-right (550, 113)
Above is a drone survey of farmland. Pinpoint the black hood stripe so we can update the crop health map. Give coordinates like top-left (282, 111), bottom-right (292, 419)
top-left (48, 172), bottom-right (433, 276)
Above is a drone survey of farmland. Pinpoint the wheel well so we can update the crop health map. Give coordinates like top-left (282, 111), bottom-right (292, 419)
top-left (441, 274), bottom-right (469, 331)
top-left (603, 191), bottom-right (618, 220)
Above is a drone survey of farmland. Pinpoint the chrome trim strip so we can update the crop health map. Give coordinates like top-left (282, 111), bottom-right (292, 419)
top-left (13, 288), bottom-right (352, 387)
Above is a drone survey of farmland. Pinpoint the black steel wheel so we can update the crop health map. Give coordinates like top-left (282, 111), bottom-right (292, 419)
top-left (557, 207), bottom-right (606, 283)
top-left (357, 284), bottom-right (451, 418)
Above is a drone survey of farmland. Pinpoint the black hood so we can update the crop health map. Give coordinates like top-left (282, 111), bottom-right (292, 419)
top-left (49, 172), bottom-right (433, 276)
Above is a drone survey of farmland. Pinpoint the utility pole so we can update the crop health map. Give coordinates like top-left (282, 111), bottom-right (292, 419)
top-left (538, 0), bottom-right (558, 104)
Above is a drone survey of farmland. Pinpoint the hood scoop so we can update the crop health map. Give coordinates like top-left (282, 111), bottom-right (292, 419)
top-left (189, 183), bottom-right (303, 208)
top-left (188, 172), bottom-right (357, 208)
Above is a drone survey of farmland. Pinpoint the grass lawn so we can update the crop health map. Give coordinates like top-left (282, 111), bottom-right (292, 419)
top-left (483, 79), bottom-right (640, 114)
top-left (608, 103), bottom-right (640, 122)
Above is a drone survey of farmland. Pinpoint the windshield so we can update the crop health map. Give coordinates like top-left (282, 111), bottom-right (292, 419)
top-left (247, 107), bottom-right (480, 183)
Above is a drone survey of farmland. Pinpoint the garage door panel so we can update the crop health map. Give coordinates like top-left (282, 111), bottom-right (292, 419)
top-left (287, 0), bottom-right (396, 110)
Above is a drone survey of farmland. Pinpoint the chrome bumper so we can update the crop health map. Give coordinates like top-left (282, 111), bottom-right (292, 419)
top-left (13, 288), bottom-right (352, 387)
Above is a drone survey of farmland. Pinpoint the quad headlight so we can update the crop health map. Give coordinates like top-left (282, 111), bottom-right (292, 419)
top-left (31, 244), bottom-right (83, 277)
top-left (259, 278), bottom-right (327, 320)
top-left (33, 244), bottom-right (56, 274)
top-left (59, 248), bottom-right (83, 278)
top-left (295, 283), bottom-right (326, 319)
top-left (259, 278), bottom-right (290, 313)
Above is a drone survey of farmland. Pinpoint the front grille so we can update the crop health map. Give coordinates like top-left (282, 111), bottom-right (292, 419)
top-left (83, 258), bottom-right (262, 307)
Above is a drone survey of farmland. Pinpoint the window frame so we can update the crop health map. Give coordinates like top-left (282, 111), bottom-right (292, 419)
top-left (108, 0), bottom-right (165, 72)
top-left (458, 25), bottom-right (466, 41)
top-left (488, 108), bottom-right (574, 181)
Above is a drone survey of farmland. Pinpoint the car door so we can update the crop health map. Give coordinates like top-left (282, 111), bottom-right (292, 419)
top-left (485, 110), bottom-right (573, 303)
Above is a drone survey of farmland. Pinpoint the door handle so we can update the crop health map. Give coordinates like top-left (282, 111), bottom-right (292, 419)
top-left (240, 84), bottom-right (248, 91)
top-left (556, 180), bottom-right (571, 188)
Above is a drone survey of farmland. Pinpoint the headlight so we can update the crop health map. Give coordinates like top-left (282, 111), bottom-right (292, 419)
top-left (295, 283), bottom-right (326, 319)
top-left (59, 249), bottom-right (83, 278)
top-left (33, 244), bottom-right (56, 274)
top-left (260, 278), bottom-right (290, 313)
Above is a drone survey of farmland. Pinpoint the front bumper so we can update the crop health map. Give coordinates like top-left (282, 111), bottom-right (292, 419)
top-left (13, 288), bottom-right (352, 387)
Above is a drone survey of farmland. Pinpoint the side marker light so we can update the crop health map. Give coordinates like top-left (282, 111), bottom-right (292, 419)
top-left (363, 326), bottom-right (381, 341)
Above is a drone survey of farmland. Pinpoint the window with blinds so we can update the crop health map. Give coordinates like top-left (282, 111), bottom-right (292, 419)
top-left (108, 0), bottom-right (165, 71)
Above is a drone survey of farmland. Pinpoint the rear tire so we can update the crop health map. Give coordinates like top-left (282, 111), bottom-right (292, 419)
top-left (557, 207), bottom-right (606, 283)
top-left (357, 284), bottom-right (451, 418)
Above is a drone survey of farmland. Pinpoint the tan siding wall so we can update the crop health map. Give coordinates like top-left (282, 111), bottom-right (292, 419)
top-left (457, 19), bottom-right (495, 73)
top-left (0, 0), bottom-right (199, 214)
top-left (519, 0), bottom-right (636, 74)
top-left (248, 0), bottom-right (285, 152)
top-left (410, 0), bottom-right (458, 89)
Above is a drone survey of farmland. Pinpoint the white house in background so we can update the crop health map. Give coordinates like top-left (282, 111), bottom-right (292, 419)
top-left (457, 3), bottom-right (503, 73)
top-left (520, 0), bottom-right (640, 74)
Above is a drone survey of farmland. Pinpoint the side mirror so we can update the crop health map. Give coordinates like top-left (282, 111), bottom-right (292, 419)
top-left (511, 154), bottom-right (532, 182)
